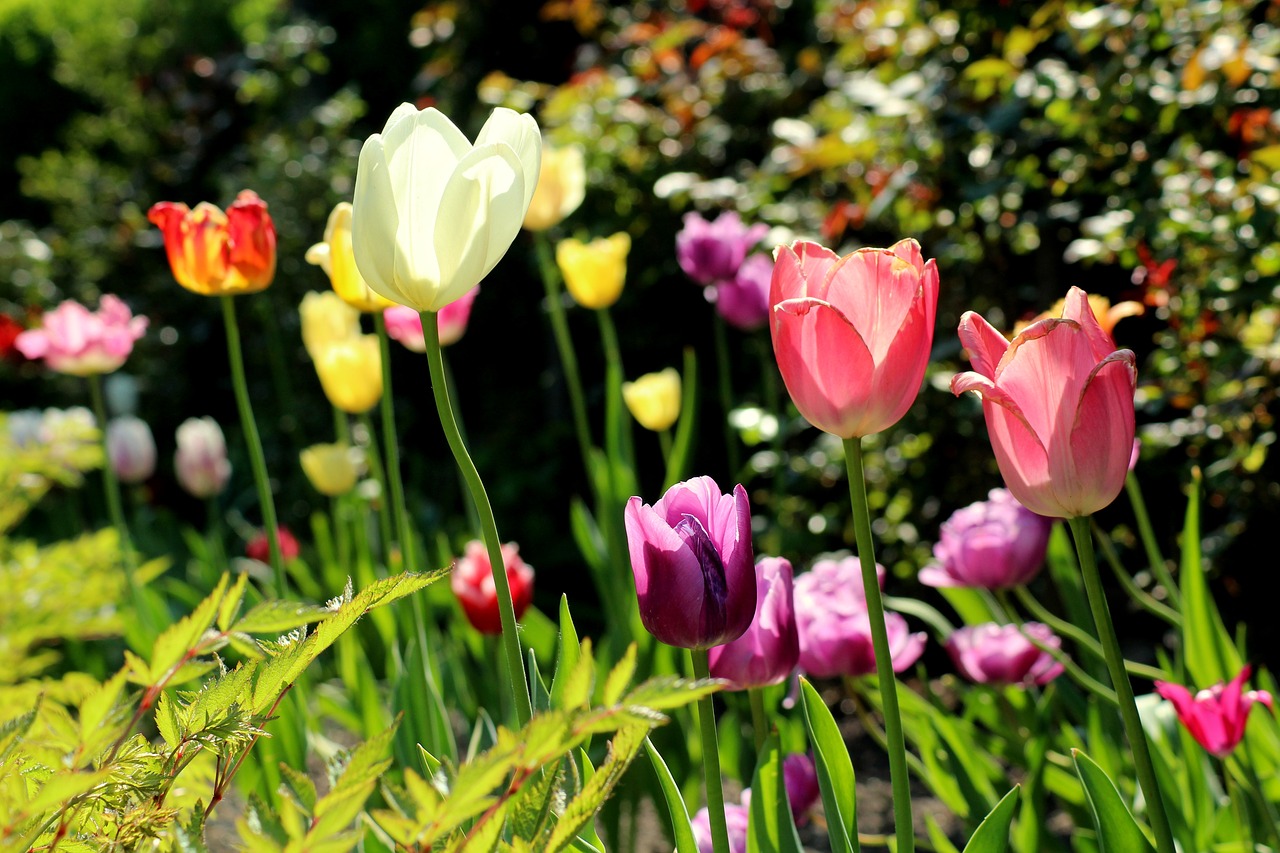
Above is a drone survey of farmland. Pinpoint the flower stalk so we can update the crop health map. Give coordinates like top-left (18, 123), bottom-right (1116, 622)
top-left (692, 650), bottom-right (731, 853)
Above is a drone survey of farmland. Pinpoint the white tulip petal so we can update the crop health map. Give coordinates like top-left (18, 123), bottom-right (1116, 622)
top-left (351, 135), bottom-right (402, 304)
top-left (476, 108), bottom-right (542, 212)
top-left (432, 144), bottom-right (525, 310)
top-left (382, 102), bottom-right (420, 134)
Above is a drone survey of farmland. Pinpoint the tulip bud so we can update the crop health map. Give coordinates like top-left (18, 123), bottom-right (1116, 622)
top-left (522, 144), bottom-right (586, 231)
top-left (945, 622), bottom-right (1064, 686)
top-left (299, 291), bottom-right (361, 360)
top-left (622, 367), bottom-right (681, 432)
top-left (306, 202), bottom-right (396, 311)
top-left (708, 556), bottom-right (799, 690)
top-left (555, 232), bottom-right (630, 309)
top-left (313, 335), bottom-right (383, 414)
top-left (174, 417), bottom-right (232, 499)
top-left (450, 540), bottom-right (535, 634)
top-left (106, 416), bottom-right (157, 484)
top-left (300, 443), bottom-right (359, 496)
top-left (919, 488), bottom-right (1052, 589)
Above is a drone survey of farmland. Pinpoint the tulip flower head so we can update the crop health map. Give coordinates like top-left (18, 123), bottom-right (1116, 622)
top-left (555, 232), bottom-right (631, 309)
top-left (713, 252), bottom-right (773, 331)
top-left (708, 556), bottom-right (800, 690)
top-left (951, 286), bottom-right (1138, 518)
top-left (383, 286), bottom-right (480, 352)
top-left (920, 488), bottom-right (1052, 589)
top-left (299, 443), bottom-right (360, 496)
top-left (451, 540), bottom-right (535, 634)
top-left (312, 334), bottom-right (383, 414)
top-left (676, 210), bottom-right (769, 286)
top-left (522, 143), bottom-right (586, 231)
top-left (771, 239), bottom-right (939, 439)
top-left (692, 802), bottom-right (750, 853)
top-left (783, 753), bottom-right (821, 824)
top-left (148, 190), bottom-right (277, 295)
top-left (946, 622), bottom-right (1064, 686)
top-left (15, 295), bottom-right (147, 377)
top-left (247, 526), bottom-right (300, 563)
top-left (106, 416), bottom-right (157, 484)
top-left (306, 202), bottom-right (396, 311)
top-left (299, 291), bottom-right (362, 360)
top-left (624, 476), bottom-right (756, 649)
top-left (352, 104), bottom-right (541, 312)
top-left (622, 367), bottom-right (681, 432)
top-left (174, 417), bottom-right (232, 499)
top-left (1154, 666), bottom-right (1275, 758)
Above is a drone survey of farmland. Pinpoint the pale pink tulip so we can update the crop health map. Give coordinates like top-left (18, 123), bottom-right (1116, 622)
top-left (951, 287), bottom-right (1137, 518)
top-left (771, 239), bottom-right (939, 438)
top-left (15, 295), bottom-right (147, 376)
top-left (1154, 666), bottom-right (1274, 758)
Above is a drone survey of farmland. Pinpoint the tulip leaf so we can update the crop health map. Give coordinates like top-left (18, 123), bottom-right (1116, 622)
top-left (1178, 470), bottom-right (1241, 686)
top-left (551, 594), bottom-right (582, 710)
top-left (530, 647), bottom-right (552, 713)
top-left (1072, 749), bottom-right (1156, 853)
top-left (799, 677), bottom-right (858, 853)
top-left (645, 738), bottom-right (700, 853)
top-left (746, 733), bottom-right (804, 853)
top-left (960, 786), bottom-right (1019, 853)
top-left (664, 346), bottom-right (699, 490)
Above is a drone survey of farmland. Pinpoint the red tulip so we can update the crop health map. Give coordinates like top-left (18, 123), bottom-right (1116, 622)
top-left (951, 287), bottom-right (1137, 519)
top-left (451, 540), bottom-right (534, 635)
top-left (246, 526), bottom-right (299, 562)
top-left (1154, 666), bottom-right (1274, 758)
top-left (770, 239), bottom-right (939, 438)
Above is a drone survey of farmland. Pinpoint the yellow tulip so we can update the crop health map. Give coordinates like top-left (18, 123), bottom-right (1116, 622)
top-left (306, 202), bottom-right (396, 311)
top-left (555, 232), bottom-right (631, 309)
top-left (313, 335), bottom-right (383, 414)
top-left (523, 145), bottom-right (586, 231)
top-left (299, 442), bottom-right (359, 496)
top-left (623, 367), bottom-right (681, 432)
top-left (299, 291), bottom-right (361, 360)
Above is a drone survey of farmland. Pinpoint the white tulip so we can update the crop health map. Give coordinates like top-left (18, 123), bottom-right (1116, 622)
top-left (351, 104), bottom-right (541, 312)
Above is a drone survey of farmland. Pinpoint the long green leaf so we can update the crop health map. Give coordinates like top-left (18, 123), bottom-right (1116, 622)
top-left (960, 786), bottom-right (1019, 853)
top-left (645, 738), bottom-right (700, 853)
top-left (1178, 470), bottom-right (1241, 686)
top-left (798, 678), bottom-right (857, 853)
top-left (1073, 749), bottom-right (1156, 853)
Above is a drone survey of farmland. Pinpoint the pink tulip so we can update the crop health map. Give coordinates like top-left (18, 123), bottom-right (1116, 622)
top-left (783, 753), bottom-right (821, 824)
top-left (676, 210), bottom-right (769, 286)
top-left (946, 622), bottom-right (1064, 686)
top-left (1154, 666), bottom-right (1274, 758)
top-left (713, 253), bottom-right (773, 331)
top-left (770, 239), bottom-right (939, 438)
top-left (951, 286), bottom-right (1137, 518)
top-left (383, 286), bottom-right (479, 351)
top-left (691, 802), bottom-right (750, 853)
top-left (15, 295), bottom-right (147, 376)
top-left (920, 488), bottom-right (1052, 589)
top-left (709, 556), bottom-right (800, 689)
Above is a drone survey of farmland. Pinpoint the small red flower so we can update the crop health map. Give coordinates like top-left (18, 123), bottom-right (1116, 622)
top-left (246, 526), bottom-right (300, 563)
top-left (451, 540), bottom-right (534, 634)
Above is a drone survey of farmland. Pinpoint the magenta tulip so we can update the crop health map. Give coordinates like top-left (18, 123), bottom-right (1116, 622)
top-left (1154, 666), bottom-right (1274, 758)
top-left (15, 295), bottom-right (147, 376)
top-left (676, 210), bottom-right (769, 286)
top-left (946, 622), bottom-right (1064, 686)
top-left (951, 286), bottom-right (1137, 518)
top-left (919, 488), bottom-right (1052, 589)
top-left (708, 556), bottom-right (800, 689)
top-left (783, 753), bottom-right (820, 824)
top-left (624, 476), bottom-right (755, 649)
top-left (770, 239), bottom-right (939, 439)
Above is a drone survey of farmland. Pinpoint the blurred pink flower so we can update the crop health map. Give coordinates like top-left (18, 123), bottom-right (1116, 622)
top-left (920, 488), bottom-right (1052, 589)
top-left (677, 210), bottom-right (768, 286)
top-left (712, 253), bottom-right (772, 330)
top-left (946, 622), bottom-right (1064, 686)
top-left (1154, 666), bottom-right (1274, 758)
top-left (383, 286), bottom-right (480, 351)
top-left (247, 526), bottom-right (300, 563)
top-left (691, 802), bottom-right (749, 853)
top-left (709, 556), bottom-right (799, 689)
top-left (15, 295), bottom-right (147, 376)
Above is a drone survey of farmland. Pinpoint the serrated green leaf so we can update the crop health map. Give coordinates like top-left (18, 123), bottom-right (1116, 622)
top-left (155, 689), bottom-right (182, 751)
top-left (561, 638), bottom-right (596, 711)
top-left (546, 724), bottom-right (649, 850)
top-left (21, 767), bottom-right (112, 819)
top-left (961, 786), bottom-right (1019, 853)
top-left (508, 757), bottom-right (565, 842)
top-left (645, 738), bottom-right (699, 853)
top-left (232, 599), bottom-right (330, 634)
top-left (147, 574), bottom-right (231, 683)
top-left (623, 676), bottom-right (719, 712)
top-left (1073, 750), bottom-right (1156, 853)
top-left (799, 678), bottom-right (858, 853)
top-left (550, 594), bottom-right (581, 710)
top-left (278, 762), bottom-right (318, 814)
top-left (601, 643), bottom-right (637, 707)
top-left (217, 573), bottom-right (250, 631)
top-left (747, 734), bottom-right (804, 853)
top-left (0, 701), bottom-right (40, 765)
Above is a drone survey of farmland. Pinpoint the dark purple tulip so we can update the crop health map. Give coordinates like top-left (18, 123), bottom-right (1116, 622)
top-left (625, 476), bottom-right (755, 649)
top-left (919, 488), bottom-right (1052, 589)
top-left (709, 556), bottom-right (800, 689)
top-left (946, 622), bottom-right (1064, 686)
top-left (713, 253), bottom-right (773, 330)
top-left (676, 210), bottom-right (769, 286)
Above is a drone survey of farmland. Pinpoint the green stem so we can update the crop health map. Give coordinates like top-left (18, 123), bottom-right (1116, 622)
top-left (748, 687), bottom-right (768, 753)
top-left (999, 590), bottom-right (1119, 707)
top-left (534, 233), bottom-right (596, 488)
top-left (220, 295), bottom-right (284, 594)
top-left (658, 427), bottom-right (674, 464)
top-left (1067, 516), bottom-right (1176, 853)
top-left (375, 313), bottom-right (415, 572)
top-left (843, 437), bottom-right (914, 853)
top-left (89, 374), bottom-right (152, 632)
top-left (712, 313), bottom-right (741, 477)
top-left (692, 650), bottom-right (730, 853)
top-left (421, 309), bottom-right (532, 726)
top-left (1125, 472), bottom-right (1179, 607)
top-left (1091, 519), bottom-right (1180, 626)
top-left (359, 412), bottom-right (396, 568)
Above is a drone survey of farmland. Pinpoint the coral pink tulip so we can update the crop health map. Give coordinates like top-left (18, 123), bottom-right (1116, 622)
top-left (708, 556), bottom-right (799, 689)
top-left (15, 295), bottom-right (147, 376)
top-left (951, 286), bottom-right (1137, 518)
top-left (1154, 666), bottom-right (1274, 758)
top-left (451, 540), bottom-right (535, 635)
top-left (771, 239), bottom-right (939, 438)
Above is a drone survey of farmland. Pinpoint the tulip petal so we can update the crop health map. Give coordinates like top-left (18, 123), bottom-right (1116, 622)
top-left (823, 249), bottom-right (920, 362)
top-left (352, 136), bottom-right (403, 303)
top-left (770, 241), bottom-right (839, 306)
top-left (432, 143), bottom-right (526, 310)
top-left (475, 108), bottom-right (542, 212)
top-left (956, 310), bottom-right (1012, 380)
top-left (1066, 349), bottom-right (1136, 515)
top-left (382, 102), bottom-right (421, 134)
top-left (625, 498), bottom-right (715, 644)
top-left (1061, 285), bottom-right (1119, 360)
top-left (862, 258), bottom-right (939, 432)
top-left (773, 297), bottom-right (875, 437)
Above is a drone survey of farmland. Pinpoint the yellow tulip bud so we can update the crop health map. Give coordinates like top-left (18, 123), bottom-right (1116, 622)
top-left (523, 145), bottom-right (586, 231)
top-left (306, 202), bottom-right (397, 311)
top-left (300, 291), bottom-right (361, 360)
top-left (623, 367), bottom-right (682, 432)
top-left (299, 443), bottom-right (360, 496)
top-left (313, 335), bottom-right (383, 414)
top-left (556, 232), bottom-right (631, 310)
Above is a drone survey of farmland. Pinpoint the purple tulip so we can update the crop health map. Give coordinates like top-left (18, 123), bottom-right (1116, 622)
top-left (946, 622), bottom-right (1064, 686)
top-left (713, 253), bottom-right (772, 330)
top-left (793, 555), bottom-right (925, 678)
top-left (709, 556), bottom-right (800, 689)
top-left (783, 753), bottom-right (820, 824)
top-left (919, 488), bottom-right (1052, 589)
top-left (676, 211), bottom-right (769, 286)
top-left (692, 802), bottom-right (750, 853)
top-left (625, 476), bottom-right (756, 649)
top-left (106, 415), bottom-right (156, 484)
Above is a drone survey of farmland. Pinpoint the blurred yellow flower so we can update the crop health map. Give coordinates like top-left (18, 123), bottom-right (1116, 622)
top-left (300, 291), bottom-right (361, 360)
top-left (306, 202), bottom-right (396, 312)
top-left (555, 232), bottom-right (630, 309)
top-left (523, 145), bottom-right (586, 231)
top-left (623, 367), bottom-right (681, 432)
top-left (313, 335), bottom-right (383, 414)
top-left (299, 442), bottom-right (359, 496)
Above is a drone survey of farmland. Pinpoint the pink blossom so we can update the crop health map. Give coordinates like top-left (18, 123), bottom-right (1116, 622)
top-left (1154, 666), bottom-right (1274, 758)
top-left (383, 286), bottom-right (480, 351)
top-left (15, 295), bottom-right (147, 376)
